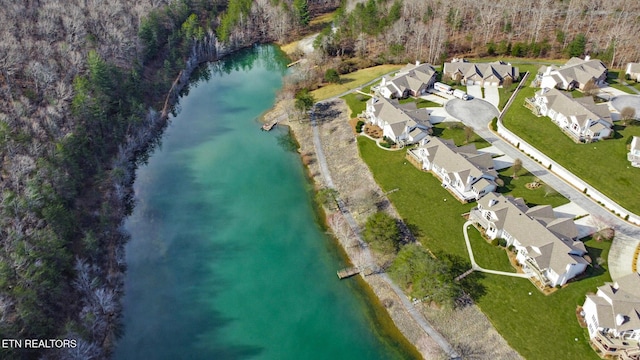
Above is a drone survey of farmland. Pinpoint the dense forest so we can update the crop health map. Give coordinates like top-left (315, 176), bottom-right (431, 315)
top-left (315, 0), bottom-right (640, 68)
top-left (0, 0), bottom-right (638, 358)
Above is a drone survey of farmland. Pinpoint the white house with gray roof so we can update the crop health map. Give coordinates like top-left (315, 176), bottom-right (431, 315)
top-left (471, 193), bottom-right (589, 287)
top-left (443, 59), bottom-right (519, 87)
top-left (626, 63), bottom-right (640, 83)
top-left (582, 273), bottom-right (640, 359)
top-left (407, 136), bottom-right (498, 202)
top-left (534, 87), bottom-right (613, 143)
top-left (365, 96), bottom-right (432, 144)
top-left (378, 62), bottom-right (437, 99)
top-left (539, 57), bottom-right (608, 91)
top-left (629, 136), bottom-right (640, 168)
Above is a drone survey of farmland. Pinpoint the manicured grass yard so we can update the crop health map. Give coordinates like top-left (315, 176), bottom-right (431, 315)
top-left (431, 122), bottom-right (491, 149)
top-left (311, 64), bottom-right (403, 100)
top-left (358, 137), bottom-right (609, 360)
top-left (501, 85), bottom-right (640, 214)
top-left (342, 93), bottom-right (370, 118)
top-left (497, 168), bottom-right (569, 208)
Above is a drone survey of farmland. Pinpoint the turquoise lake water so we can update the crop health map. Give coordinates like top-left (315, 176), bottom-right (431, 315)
top-left (115, 45), bottom-right (416, 360)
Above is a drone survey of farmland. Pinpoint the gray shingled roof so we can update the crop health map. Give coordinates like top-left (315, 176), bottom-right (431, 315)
top-left (536, 88), bottom-right (612, 126)
top-left (444, 61), bottom-right (519, 83)
top-left (588, 273), bottom-right (640, 333)
top-left (477, 193), bottom-right (587, 275)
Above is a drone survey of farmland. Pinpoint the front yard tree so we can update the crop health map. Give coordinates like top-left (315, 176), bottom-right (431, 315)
top-left (582, 79), bottom-right (599, 97)
top-left (621, 106), bottom-right (636, 125)
top-left (512, 158), bottom-right (522, 178)
top-left (363, 212), bottom-right (401, 253)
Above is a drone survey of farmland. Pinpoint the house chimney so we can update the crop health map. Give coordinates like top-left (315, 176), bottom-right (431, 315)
top-left (416, 60), bottom-right (420, 66)
top-left (585, 55), bottom-right (591, 61)
top-left (616, 314), bottom-right (626, 326)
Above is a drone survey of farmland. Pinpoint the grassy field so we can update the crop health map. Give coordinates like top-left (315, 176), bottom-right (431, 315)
top-left (357, 137), bottom-right (610, 360)
top-left (431, 122), bottom-right (491, 149)
top-left (501, 84), bottom-right (640, 214)
top-left (311, 64), bottom-right (403, 100)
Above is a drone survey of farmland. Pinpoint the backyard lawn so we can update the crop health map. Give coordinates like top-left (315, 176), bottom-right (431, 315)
top-left (358, 137), bottom-right (610, 360)
top-left (311, 64), bottom-right (403, 100)
top-left (431, 122), bottom-right (491, 149)
top-left (501, 85), bottom-right (640, 214)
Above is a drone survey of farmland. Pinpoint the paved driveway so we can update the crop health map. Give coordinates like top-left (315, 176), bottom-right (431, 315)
top-left (611, 94), bottom-right (640, 116)
top-left (484, 86), bottom-right (500, 108)
top-left (444, 98), bottom-right (499, 130)
top-left (466, 85), bottom-right (483, 100)
top-left (597, 86), bottom-right (631, 101)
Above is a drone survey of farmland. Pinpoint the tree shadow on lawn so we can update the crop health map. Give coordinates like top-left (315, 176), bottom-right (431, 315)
top-left (437, 252), bottom-right (488, 302)
top-left (582, 244), bottom-right (607, 279)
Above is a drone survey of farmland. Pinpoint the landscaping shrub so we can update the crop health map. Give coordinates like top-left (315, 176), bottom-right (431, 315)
top-left (356, 120), bottom-right (365, 133)
top-left (491, 238), bottom-right (500, 246)
top-left (498, 238), bottom-right (508, 247)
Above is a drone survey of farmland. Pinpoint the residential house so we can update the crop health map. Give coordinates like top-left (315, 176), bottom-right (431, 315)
top-left (442, 59), bottom-right (519, 87)
top-left (581, 273), bottom-right (640, 360)
top-left (629, 136), bottom-right (640, 168)
top-left (626, 63), bottom-right (640, 83)
top-left (538, 57), bottom-right (608, 91)
top-left (471, 193), bottom-right (589, 287)
top-left (378, 62), bottom-right (437, 99)
top-left (407, 136), bottom-right (498, 202)
top-left (365, 96), bottom-right (432, 144)
top-left (533, 87), bottom-right (613, 143)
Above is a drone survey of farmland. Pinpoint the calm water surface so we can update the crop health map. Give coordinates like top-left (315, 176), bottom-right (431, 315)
top-left (115, 45), bottom-right (416, 360)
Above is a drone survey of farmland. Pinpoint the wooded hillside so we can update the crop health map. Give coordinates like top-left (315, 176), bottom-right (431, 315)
top-left (317, 0), bottom-right (640, 67)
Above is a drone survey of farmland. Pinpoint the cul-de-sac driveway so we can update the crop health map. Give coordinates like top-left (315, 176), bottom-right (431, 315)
top-left (610, 94), bottom-right (640, 115)
top-left (444, 98), bottom-right (499, 128)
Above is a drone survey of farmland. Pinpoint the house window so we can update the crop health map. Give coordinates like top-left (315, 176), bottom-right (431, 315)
top-left (485, 212), bottom-right (492, 221)
top-left (594, 132), bottom-right (600, 137)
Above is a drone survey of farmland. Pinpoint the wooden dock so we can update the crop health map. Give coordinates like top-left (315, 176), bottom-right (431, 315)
top-left (337, 267), bottom-right (360, 279)
top-left (261, 120), bottom-right (278, 131)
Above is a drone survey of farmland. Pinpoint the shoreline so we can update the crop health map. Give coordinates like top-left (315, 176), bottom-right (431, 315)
top-left (262, 97), bottom-right (523, 359)
top-left (262, 99), bottom-right (445, 359)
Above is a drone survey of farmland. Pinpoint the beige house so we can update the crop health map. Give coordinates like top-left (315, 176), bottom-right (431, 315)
top-left (442, 59), bottom-right (519, 87)
top-left (533, 87), bottom-right (613, 143)
top-left (626, 63), bottom-right (640, 82)
top-left (407, 136), bottom-right (497, 202)
top-left (539, 57), bottom-right (608, 91)
top-left (629, 136), bottom-right (640, 168)
top-left (378, 62), bottom-right (437, 99)
top-left (581, 273), bottom-right (640, 360)
top-left (365, 96), bottom-right (432, 144)
top-left (471, 193), bottom-right (589, 288)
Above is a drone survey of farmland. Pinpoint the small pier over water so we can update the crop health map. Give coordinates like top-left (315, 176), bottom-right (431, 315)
top-left (337, 267), bottom-right (360, 279)
top-left (261, 120), bottom-right (278, 131)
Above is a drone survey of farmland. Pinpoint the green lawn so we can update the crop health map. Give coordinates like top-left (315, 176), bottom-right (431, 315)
top-left (342, 93), bottom-right (370, 118)
top-left (311, 64), bottom-right (403, 100)
top-left (497, 168), bottom-right (569, 208)
top-left (608, 81), bottom-right (634, 94)
top-left (431, 122), bottom-right (491, 149)
top-left (398, 98), bottom-right (441, 108)
top-left (501, 86), bottom-right (640, 214)
top-left (358, 137), bottom-right (610, 360)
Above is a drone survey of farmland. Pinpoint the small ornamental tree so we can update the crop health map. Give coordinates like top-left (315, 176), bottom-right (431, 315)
top-left (512, 158), bottom-right (522, 179)
top-left (324, 68), bottom-right (340, 83)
